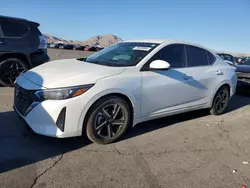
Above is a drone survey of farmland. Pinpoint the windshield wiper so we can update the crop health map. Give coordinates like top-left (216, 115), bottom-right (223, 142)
top-left (77, 57), bottom-right (87, 61)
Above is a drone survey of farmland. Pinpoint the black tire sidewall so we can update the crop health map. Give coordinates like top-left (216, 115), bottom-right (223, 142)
top-left (210, 86), bottom-right (230, 115)
top-left (86, 96), bottom-right (131, 144)
top-left (0, 58), bottom-right (28, 87)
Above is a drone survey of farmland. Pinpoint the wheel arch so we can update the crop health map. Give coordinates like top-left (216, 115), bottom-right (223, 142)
top-left (78, 90), bottom-right (138, 135)
top-left (209, 81), bottom-right (232, 107)
top-left (0, 53), bottom-right (31, 68)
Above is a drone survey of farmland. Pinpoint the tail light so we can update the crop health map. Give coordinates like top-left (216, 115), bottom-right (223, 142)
top-left (38, 35), bottom-right (47, 49)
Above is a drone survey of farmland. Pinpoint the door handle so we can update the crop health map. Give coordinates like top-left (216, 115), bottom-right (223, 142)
top-left (0, 41), bottom-right (5, 45)
top-left (216, 70), bottom-right (223, 75)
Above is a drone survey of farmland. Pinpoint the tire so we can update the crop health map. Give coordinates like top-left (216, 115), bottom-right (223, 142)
top-left (210, 86), bottom-right (230, 115)
top-left (0, 58), bottom-right (28, 87)
top-left (85, 96), bottom-right (131, 144)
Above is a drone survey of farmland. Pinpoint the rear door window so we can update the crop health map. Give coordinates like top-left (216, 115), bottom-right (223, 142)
top-left (186, 45), bottom-right (210, 67)
top-left (1, 20), bottom-right (29, 37)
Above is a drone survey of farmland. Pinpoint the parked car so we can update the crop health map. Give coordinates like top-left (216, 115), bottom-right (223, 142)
top-left (96, 46), bottom-right (105, 51)
top-left (59, 44), bottom-right (64, 49)
top-left (0, 15), bottom-right (49, 86)
top-left (75, 45), bottom-right (85, 50)
top-left (50, 43), bottom-right (64, 48)
top-left (14, 40), bottom-right (237, 144)
top-left (49, 43), bottom-right (56, 48)
top-left (235, 59), bottom-right (250, 87)
top-left (217, 53), bottom-right (236, 65)
top-left (85, 46), bottom-right (98, 51)
top-left (55, 43), bottom-right (64, 48)
top-left (62, 44), bottom-right (74, 50)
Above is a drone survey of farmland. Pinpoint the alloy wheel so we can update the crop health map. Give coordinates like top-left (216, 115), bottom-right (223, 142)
top-left (214, 88), bottom-right (229, 114)
top-left (94, 104), bottom-right (126, 138)
top-left (0, 61), bottom-right (26, 86)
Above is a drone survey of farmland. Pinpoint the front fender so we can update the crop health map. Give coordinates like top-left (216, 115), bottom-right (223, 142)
top-left (77, 88), bottom-right (140, 133)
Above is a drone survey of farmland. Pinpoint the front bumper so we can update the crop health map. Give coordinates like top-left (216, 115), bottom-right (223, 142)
top-left (13, 95), bottom-right (88, 138)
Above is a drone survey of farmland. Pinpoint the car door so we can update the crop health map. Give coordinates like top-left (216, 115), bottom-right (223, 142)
top-left (141, 44), bottom-right (206, 118)
top-left (183, 45), bottom-right (219, 105)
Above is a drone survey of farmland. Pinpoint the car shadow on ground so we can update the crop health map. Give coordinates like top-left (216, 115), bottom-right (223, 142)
top-left (0, 89), bottom-right (250, 173)
top-left (121, 91), bottom-right (250, 142)
top-left (0, 111), bottom-right (92, 173)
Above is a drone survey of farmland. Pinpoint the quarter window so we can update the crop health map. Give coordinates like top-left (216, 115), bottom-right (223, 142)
top-left (186, 45), bottom-right (209, 67)
top-left (1, 20), bottom-right (29, 37)
top-left (152, 44), bottom-right (186, 68)
top-left (207, 51), bottom-right (215, 64)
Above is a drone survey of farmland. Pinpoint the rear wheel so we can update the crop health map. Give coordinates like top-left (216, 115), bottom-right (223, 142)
top-left (85, 96), bottom-right (131, 144)
top-left (210, 86), bottom-right (230, 115)
top-left (0, 58), bottom-right (28, 87)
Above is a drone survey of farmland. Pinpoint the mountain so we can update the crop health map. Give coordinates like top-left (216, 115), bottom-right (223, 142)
top-left (43, 34), bottom-right (68, 44)
top-left (43, 34), bottom-right (122, 47)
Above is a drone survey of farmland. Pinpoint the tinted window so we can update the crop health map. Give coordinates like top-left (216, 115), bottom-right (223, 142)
top-left (186, 45), bottom-right (209, 67)
top-left (207, 51), bottom-right (215, 64)
top-left (30, 24), bottom-right (41, 35)
top-left (152, 44), bottom-right (186, 68)
top-left (1, 20), bottom-right (29, 37)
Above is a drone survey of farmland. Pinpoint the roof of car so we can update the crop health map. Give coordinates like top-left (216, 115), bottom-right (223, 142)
top-left (0, 15), bottom-right (40, 26)
top-left (124, 39), bottom-right (166, 44)
top-left (123, 39), bottom-right (215, 53)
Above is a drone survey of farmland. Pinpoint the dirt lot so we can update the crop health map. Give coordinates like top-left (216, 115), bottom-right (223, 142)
top-left (48, 48), bottom-right (94, 61)
top-left (0, 49), bottom-right (250, 188)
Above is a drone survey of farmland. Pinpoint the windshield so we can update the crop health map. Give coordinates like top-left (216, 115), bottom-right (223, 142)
top-left (85, 42), bottom-right (159, 66)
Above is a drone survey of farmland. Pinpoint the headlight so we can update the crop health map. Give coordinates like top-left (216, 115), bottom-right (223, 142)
top-left (34, 84), bottom-right (94, 101)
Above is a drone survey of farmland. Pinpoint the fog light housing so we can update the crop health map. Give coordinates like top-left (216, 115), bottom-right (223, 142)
top-left (56, 107), bottom-right (66, 132)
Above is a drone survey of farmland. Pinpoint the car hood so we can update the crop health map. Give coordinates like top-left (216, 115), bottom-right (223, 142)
top-left (236, 65), bottom-right (250, 73)
top-left (20, 59), bottom-right (126, 88)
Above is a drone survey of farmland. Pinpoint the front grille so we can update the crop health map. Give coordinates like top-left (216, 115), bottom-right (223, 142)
top-left (14, 84), bottom-right (36, 116)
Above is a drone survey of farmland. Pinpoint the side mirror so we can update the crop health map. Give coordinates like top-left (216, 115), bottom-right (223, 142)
top-left (149, 60), bottom-right (170, 70)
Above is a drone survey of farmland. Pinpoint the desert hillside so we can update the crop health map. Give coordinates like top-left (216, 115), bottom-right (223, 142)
top-left (43, 34), bottom-right (122, 47)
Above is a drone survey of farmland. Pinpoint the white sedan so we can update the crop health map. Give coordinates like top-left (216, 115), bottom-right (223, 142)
top-left (14, 40), bottom-right (237, 144)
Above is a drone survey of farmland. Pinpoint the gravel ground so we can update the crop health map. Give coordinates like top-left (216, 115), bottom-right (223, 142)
top-left (47, 48), bottom-right (94, 61)
top-left (0, 49), bottom-right (250, 188)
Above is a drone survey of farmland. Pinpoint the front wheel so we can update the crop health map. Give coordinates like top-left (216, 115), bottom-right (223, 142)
top-left (85, 96), bottom-right (131, 144)
top-left (210, 86), bottom-right (230, 115)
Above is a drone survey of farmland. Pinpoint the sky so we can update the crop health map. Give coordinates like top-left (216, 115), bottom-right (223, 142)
top-left (0, 0), bottom-right (249, 53)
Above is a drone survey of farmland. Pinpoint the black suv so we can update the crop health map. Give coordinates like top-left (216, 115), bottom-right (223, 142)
top-left (0, 15), bottom-right (49, 86)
